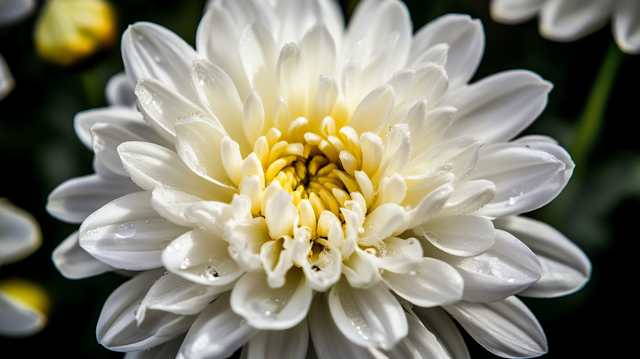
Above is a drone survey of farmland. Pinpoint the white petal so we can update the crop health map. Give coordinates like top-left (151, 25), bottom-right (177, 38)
top-left (440, 179), bottom-right (496, 216)
top-left (406, 183), bottom-right (453, 229)
top-left (470, 142), bottom-right (567, 217)
top-left (383, 257), bottom-right (463, 307)
top-left (0, 199), bottom-right (40, 265)
top-left (0, 288), bottom-right (45, 337)
top-left (444, 297), bottom-right (547, 358)
top-left (300, 23), bottom-right (337, 106)
top-left (122, 22), bottom-right (200, 101)
top-left (97, 269), bottom-right (196, 352)
top-left (243, 89), bottom-right (266, 145)
top-left (308, 294), bottom-right (377, 359)
top-left (52, 231), bottom-right (114, 279)
top-left (247, 318), bottom-right (309, 359)
top-left (349, 84), bottom-right (395, 136)
top-left (329, 278), bottom-right (407, 350)
top-left (495, 216), bottom-right (591, 298)
top-left (124, 335), bottom-right (184, 359)
top-left (197, 6), bottom-right (251, 100)
top-left (277, 43), bottom-right (307, 118)
top-left (410, 14), bottom-right (483, 89)
top-left (359, 204), bottom-right (408, 246)
top-left (162, 229), bottom-right (243, 287)
top-left (412, 306), bottom-right (470, 359)
top-left (265, 191), bottom-right (297, 239)
top-left (405, 136), bottom-right (483, 182)
top-left (275, 0), bottom-right (343, 45)
top-left (425, 229), bottom-right (541, 302)
top-left (386, 310), bottom-right (451, 359)
top-left (539, 0), bottom-right (613, 42)
top-left (342, 247), bottom-right (379, 288)
top-left (175, 115), bottom-right (237, 188)
top-left (225, 214), bottom-right (271, 271)
top-left (137, 273), bottom-right (229, 324)
top-left (613, 0), bottom-right (640, 54)
top-left (47, 174), bottom-right (141, 224)
top-left (490, 0), bottom-right (544, 24)
top-left (0, 54), bottom-right (14, 100)
top-left (375, 124), bottom-right (412, 183)
top-left (441, 70), bottom-right (553, 144)
top-left (118, 141), bottom-right (236, 201)
top-left (414, 215), bottom-right (495, 257)
top-left (402, 63), bottom-right (449, 107)
top-left (374, 236), bottom-right (423, 274)
top-left (74, 107), bottom-right (145, 149)
top-left (239, 21), bottom-right (278, 112)
top-left (105, 72), bottom-right (136, 107)
top-left (91, 121), bottom-right (172, 177)
top-left (231, 270), bottom-right (313, 330)
top-left (189, 60), bottom-right (251, 154)
top-left (135, 78), bottom-right (208, 144)
top-left (79, 191), bottom-right (189, 270)
top-left (0, 0), bottom-right (36, 26)
top-left (347, 0), bottom-right (412, 76)
top-left (178, 292), bottom-right (258, 359)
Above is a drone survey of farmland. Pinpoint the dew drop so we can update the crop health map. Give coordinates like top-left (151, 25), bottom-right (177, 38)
top-left (201, 266), bottom-right (220, 281)
top-left (115, 222), bottom-right (136, 239)
top-left (358, 227), bottom-right (365, 234)
top-left (136, 87), bottom-right (151, 104)
top-left (407, 238), bottom-right (415, 245)
top-left (250, 298), bottom-right (279, 319)
top-left (172, 242), bottom-right (182, 251)
top-left (180, 258), bottom-right (191, 269)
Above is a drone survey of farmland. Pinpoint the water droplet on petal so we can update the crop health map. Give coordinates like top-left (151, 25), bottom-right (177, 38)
top-left (115, 222), bottom-right (136, 239)
top-left (201, 266), bottom-right (219, 281)
top-left (180, 258), bottom-right (191, 269)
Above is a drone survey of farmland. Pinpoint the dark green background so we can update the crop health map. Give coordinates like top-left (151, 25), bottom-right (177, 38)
top-left (0, 0), bottom-right (636, 357)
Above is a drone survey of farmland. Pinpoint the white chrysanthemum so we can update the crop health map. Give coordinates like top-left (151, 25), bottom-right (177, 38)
top-left (491, 0), bottom-right (640, 54)
top-left (0, 0), bottom-right (36, 99)
top-left (0, 199), bottom-right (44, 337)
top-left (48, 0), bottom-right (591, 357)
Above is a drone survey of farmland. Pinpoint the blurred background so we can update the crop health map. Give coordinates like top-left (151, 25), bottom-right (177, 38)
top-left (0, 0), bottom-right (636, 357)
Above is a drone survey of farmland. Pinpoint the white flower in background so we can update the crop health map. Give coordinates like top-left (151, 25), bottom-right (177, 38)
top-left (47, 0), bottom-right (591, 358)
top-left (490, 0), bottom-right (640, 54)
top-left (0, 0), bottom-right (36, 99)
top-left (0, 199), bottom-right (46, 337)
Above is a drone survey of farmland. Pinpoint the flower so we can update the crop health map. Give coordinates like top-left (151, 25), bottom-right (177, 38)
top-left (490, 0), bottom-right (640, 54)
top-left (47, 0), bottom-right (591, 357)
top-left (0, 199), bottom-right (47, 337)
top-left (34, 0), bottom-right (117, 66)
top-left (0, 0), bottom-right (36, 99)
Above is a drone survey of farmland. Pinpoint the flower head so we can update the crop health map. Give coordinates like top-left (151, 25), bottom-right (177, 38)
top-left (491, 0), bottom-right (640, 54)
top-left (48, 0), bottom-right (591, 357)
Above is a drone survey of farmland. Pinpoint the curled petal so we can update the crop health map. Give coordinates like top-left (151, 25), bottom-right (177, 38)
top-left (414, 215), bottom-right (495, 257)
top-left (52, 230), bottom-right (113, 279)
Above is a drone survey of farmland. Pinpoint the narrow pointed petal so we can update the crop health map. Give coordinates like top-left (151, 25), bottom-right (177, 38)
top-left (308, 294), bottom-right (376, 359)
top-left (410, 14), bottom-right (483, 89)
top-left (414, 215), bottom-right (495, 257)
top-left (47, 174), bottom-right (140, 224)
top-left (0, 200), bottom-right (40, 264)
top-left (79, 191), bottom-right (190, 270)
top-left (495, 216), bottom-right (591, 298)
top-left (413, 306), bottom-right (470, 359)
top-left (349, 85), bottom-right (395, 135)
top-left (231, 270), bottom-right (313, 330)
top-left (329, 278), bottom-right (407, 350)
top-left (97, 269), bottom-right (196, 352)
top-left (178, 292), bottom-right (258, 359)
top-left (265, 191), bottom-right (297, 239)
top-left (383, 257), bottom-right (463, 307)
top-left (118, 141), bottom-right (236, 202)
top-left (441, 71), bottom-right (553, 144)
top-left (444, 297), bottom-right (547, 358)
top-left (247, 318), bottom-right (309, 359)
top-left (0, 54), bottom-right (13, 100)
top-left (425, 230), bottom-right (541, 302)
top-left (52, 231), bottom-right (114, 279)
top-left (239, 21), bottom-right (278, 111)
top-left (122, 22), bottom-right (199, 101)
top-left (162, 229), bottom-right (243, 287)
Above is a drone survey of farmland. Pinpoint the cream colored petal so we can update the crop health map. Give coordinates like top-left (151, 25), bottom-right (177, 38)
top-left (231, 269), bottom-right (313, 330)
top-left (374, 236), bottom-right (422, 274)
top-left (490, 0), bottom-right (544, 24)
top-left (405, 136), bottom-right (483, 183)
top-left (265, 191), bottom-right (298, 240)
top-left (405, 183), bottom-right (453, 229)
top-left (162, 229), bottom-right (243, 287)
top-left (359, 204), bottom-right (408, 246)
top-left (414, 215), bottom-right (495, 257)
top-left (239, 21), bottom-right (278, 114)
top-left (349, 85), bottom-right (395, 135)
top-left (440, 179), bottom-right (497, 216)
top-left (341, 247), bottom-right (379, 288)
top-left (539, 0), bottom-right (613, 42)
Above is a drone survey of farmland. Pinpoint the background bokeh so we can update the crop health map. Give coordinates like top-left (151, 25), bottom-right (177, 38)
top-left (0, 0), bottom-right (636, 357)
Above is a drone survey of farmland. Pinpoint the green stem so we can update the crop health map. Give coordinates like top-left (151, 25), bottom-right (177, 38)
top-left (570, 41), bottom-right (624, 178)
